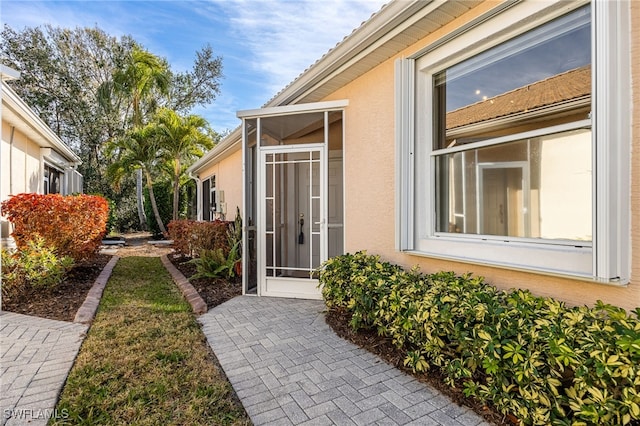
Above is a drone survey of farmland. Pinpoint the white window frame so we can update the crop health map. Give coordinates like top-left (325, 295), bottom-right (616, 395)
top-left (210, 175), bottom-right (217, 214)
top-left (396, 0), bottom-right (630, 284)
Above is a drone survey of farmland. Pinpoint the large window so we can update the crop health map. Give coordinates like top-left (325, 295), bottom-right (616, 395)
top-left (396, 1), bottom-right (630, 282)
top-left (433, 6), bottom-right (591, 242)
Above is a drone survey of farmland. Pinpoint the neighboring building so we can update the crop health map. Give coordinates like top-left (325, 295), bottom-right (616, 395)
top-left (188, 0), bottom-right (639, 310)
top-left (1, 65), bottom-right (83, 244)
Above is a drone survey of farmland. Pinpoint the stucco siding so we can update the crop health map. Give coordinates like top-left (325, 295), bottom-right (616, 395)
top-left (197, 147), bottom-right (243, 221)
top-left (327, 1), bottom-right (640, 310)
top-left (2, 121), bottom-right (42, 201)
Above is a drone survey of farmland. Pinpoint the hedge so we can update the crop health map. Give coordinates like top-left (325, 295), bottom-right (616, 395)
top-left (1, 193), bottom-right (109, 261)
top-left (318, 251), bottom-right (640, 425)
top-left (167, 219), bottom-right (231, 258)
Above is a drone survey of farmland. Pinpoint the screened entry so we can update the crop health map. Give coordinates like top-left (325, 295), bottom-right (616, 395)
top-left (239, 101), bottom-right (346, 299)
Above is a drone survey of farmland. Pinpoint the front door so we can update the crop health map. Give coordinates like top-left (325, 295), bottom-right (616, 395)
top-left (259, 146), bottom-right (325, 299)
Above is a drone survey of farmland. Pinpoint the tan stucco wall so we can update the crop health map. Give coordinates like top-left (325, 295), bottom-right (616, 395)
top-left (325, 1), bottom-right (640, 311)
top-left (2, 120), bottom-right (42, 203)
top-left (197, 146), bottom-right (243, 221)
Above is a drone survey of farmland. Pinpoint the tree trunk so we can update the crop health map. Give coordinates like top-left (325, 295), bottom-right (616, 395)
top-left (136, 169), bottom-right (148, 231)
top-left (144, 170), bottom-right (167, 235)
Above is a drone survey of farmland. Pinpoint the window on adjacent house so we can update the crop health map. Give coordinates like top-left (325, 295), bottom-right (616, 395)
top-left (44, 165), bottom-right (62, 195)
top-left (202, 175), bottom-right (217, 221)
top-left (396, 1), bottom-right (630, 282)
top-left (210, 175), bottom-right (217, 214)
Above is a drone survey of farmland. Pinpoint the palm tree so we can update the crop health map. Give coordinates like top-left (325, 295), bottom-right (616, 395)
top-left (106, 125), bottom-right (167, 234)
top-left (99, 46), bottom-right (171, 230)
top-left (153, 108), bottom-right (214, 221)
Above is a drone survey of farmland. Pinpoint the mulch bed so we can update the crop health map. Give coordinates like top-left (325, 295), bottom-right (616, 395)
top-left (2, 254), bottom-right (112, 322)
top-left (166, 253), bottom-right (242, 310)
top-left (1, 236), bottom-right (509, 425)
top-left (325, 307), bottom-right (512, 426)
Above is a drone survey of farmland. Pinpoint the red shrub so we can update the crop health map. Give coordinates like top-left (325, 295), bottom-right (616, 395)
top-left (1, 193), bottom-right (109, 261)
top-left (168, 219), bottom-right (231, 257)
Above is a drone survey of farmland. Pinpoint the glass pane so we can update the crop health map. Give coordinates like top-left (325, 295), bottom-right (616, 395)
top-left (266, 233), bottom-right (274, 268)
top-left (436, 128), bottom-right (592, 241)
top-left (245, 118), bottom-right (257, 147)
top-left (328, 111), bottom-right (343, 151)
top-left (265, 199), bottom-right (274, 232)
top-left (260, 112), bottom-right (325, 146)
top-left (311, 160), bottom-right (320, 197)
top-left (327, 156), bottom-right (344, 259)
top-left (312, 234), bottom-right (320, 269)
top-left (311, 198), bottom-right (320, 233)
top-left (433, 6), bottom-right (591, 149)
top-left (266, 164), bottom-right (273, 197)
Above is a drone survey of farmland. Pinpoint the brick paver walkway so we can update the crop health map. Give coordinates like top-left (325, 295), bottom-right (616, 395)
top-left (0, 312), bottom-right (87, 426)
top-left (200, 296), bottom-right (491, 426)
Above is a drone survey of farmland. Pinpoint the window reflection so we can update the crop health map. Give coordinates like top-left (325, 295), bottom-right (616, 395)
top-left (432, 6), bottom-right (592, 242)
top-left (434, 6), bottom-right (591, 148)
top-left (436, 129), bottom-right (592, 241)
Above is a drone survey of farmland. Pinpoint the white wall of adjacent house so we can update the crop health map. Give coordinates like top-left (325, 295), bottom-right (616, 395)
top-left (1, 122), bottom-right (41, 200)
top-left (1, 119), bottom-right (83, 245)
top-left (1, 121), bottom-right (41, 245)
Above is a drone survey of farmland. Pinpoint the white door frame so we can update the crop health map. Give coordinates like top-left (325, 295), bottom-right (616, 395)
top-left (257, 143), bottom-right (327, 299)
top-left (476, 161), bottom-right (530, 237)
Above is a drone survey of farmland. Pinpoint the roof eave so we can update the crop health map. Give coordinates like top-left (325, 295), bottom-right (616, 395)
top-left (187, 126), bottom-right (242, 176)
top-left (2, 81), bottom-right (81, 164)
top-left (264, 0), bottom-right (439, 107)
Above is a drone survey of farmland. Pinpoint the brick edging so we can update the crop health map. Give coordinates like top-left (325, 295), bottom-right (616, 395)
top-left (74, 255), bottom-right (119, 324)
top-left (160, 255), bottom-right (207, 315)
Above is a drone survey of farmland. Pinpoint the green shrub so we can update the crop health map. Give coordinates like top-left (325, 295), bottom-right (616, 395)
top-left (1, 237), bottom-right (74, 300)
top-left (187, 209), bottom-right (243, 280)
top-left (144, 180), bottom-right (173, 237)
top-left (318, 252), bottom-right (640, 425)
top-left (1, 193), bottom-right (109, 261)
top-left (168, 219), bottom-right (230, 257)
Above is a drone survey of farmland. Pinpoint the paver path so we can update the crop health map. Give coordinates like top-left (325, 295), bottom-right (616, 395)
top-left (0, 312), bottom-right (87, 426)
top-left (200, 296), bottom-right (491, 426)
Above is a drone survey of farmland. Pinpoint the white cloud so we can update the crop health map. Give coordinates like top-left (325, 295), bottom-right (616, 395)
top-left (2, 0), bottom-right (388, 130)
top-left (208, 0), bottom-right (387, 97)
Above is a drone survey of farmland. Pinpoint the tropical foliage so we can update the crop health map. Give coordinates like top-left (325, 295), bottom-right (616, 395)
top-left (318, 252), bottom-right (640, 425)
top-left (168, 220), bottom-right (231, 258)
top-left (1, 24), bottom-right (224, 232)
top-left (153, 107), bottom-right (214, 221)
top-left (1, 238), bottom-right (75, 301)
top-left (187, 210), bottom-right (243, 280)
top-left (1, 193), bottom-right (109, 261)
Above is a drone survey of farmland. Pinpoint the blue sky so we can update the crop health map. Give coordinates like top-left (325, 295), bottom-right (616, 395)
top-left (2, 0), bottom-right (386, 132)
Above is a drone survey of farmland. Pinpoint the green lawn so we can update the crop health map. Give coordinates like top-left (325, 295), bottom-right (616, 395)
top-left (52, 257), bottom-right (249, 425)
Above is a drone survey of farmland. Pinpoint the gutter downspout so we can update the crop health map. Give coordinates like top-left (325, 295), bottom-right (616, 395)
top-left (9, 126), bottom-right (15, 195)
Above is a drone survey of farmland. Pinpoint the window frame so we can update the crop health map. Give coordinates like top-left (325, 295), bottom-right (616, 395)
top-left (201, 175), bottom-right (217, 221)
top-left (395, 0), bottom-right (630, 284)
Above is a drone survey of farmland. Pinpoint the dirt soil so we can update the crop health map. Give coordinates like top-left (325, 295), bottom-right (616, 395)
top-left (165, 253), bottom-right (243, 309)
top-left (2, 254), bottom-right (112, 322)
top-left (2, 233), bottom-right (242, 321)
top-left (3, 232), bottom-right (510, 424)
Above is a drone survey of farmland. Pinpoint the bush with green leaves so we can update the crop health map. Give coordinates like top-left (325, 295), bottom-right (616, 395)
top-left (318, 251), bottom-right (640, 425)
top-left (1, 237), bottom-right (75, 301)
top-left (185, 209), bottom-right (243, 281)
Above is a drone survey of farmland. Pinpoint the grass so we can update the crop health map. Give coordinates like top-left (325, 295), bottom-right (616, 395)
top-left (52, 257), bottom-right (249, 425)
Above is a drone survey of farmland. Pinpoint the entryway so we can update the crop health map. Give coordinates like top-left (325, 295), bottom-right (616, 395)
top-left (239, 100), bottom-right (346, 299)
